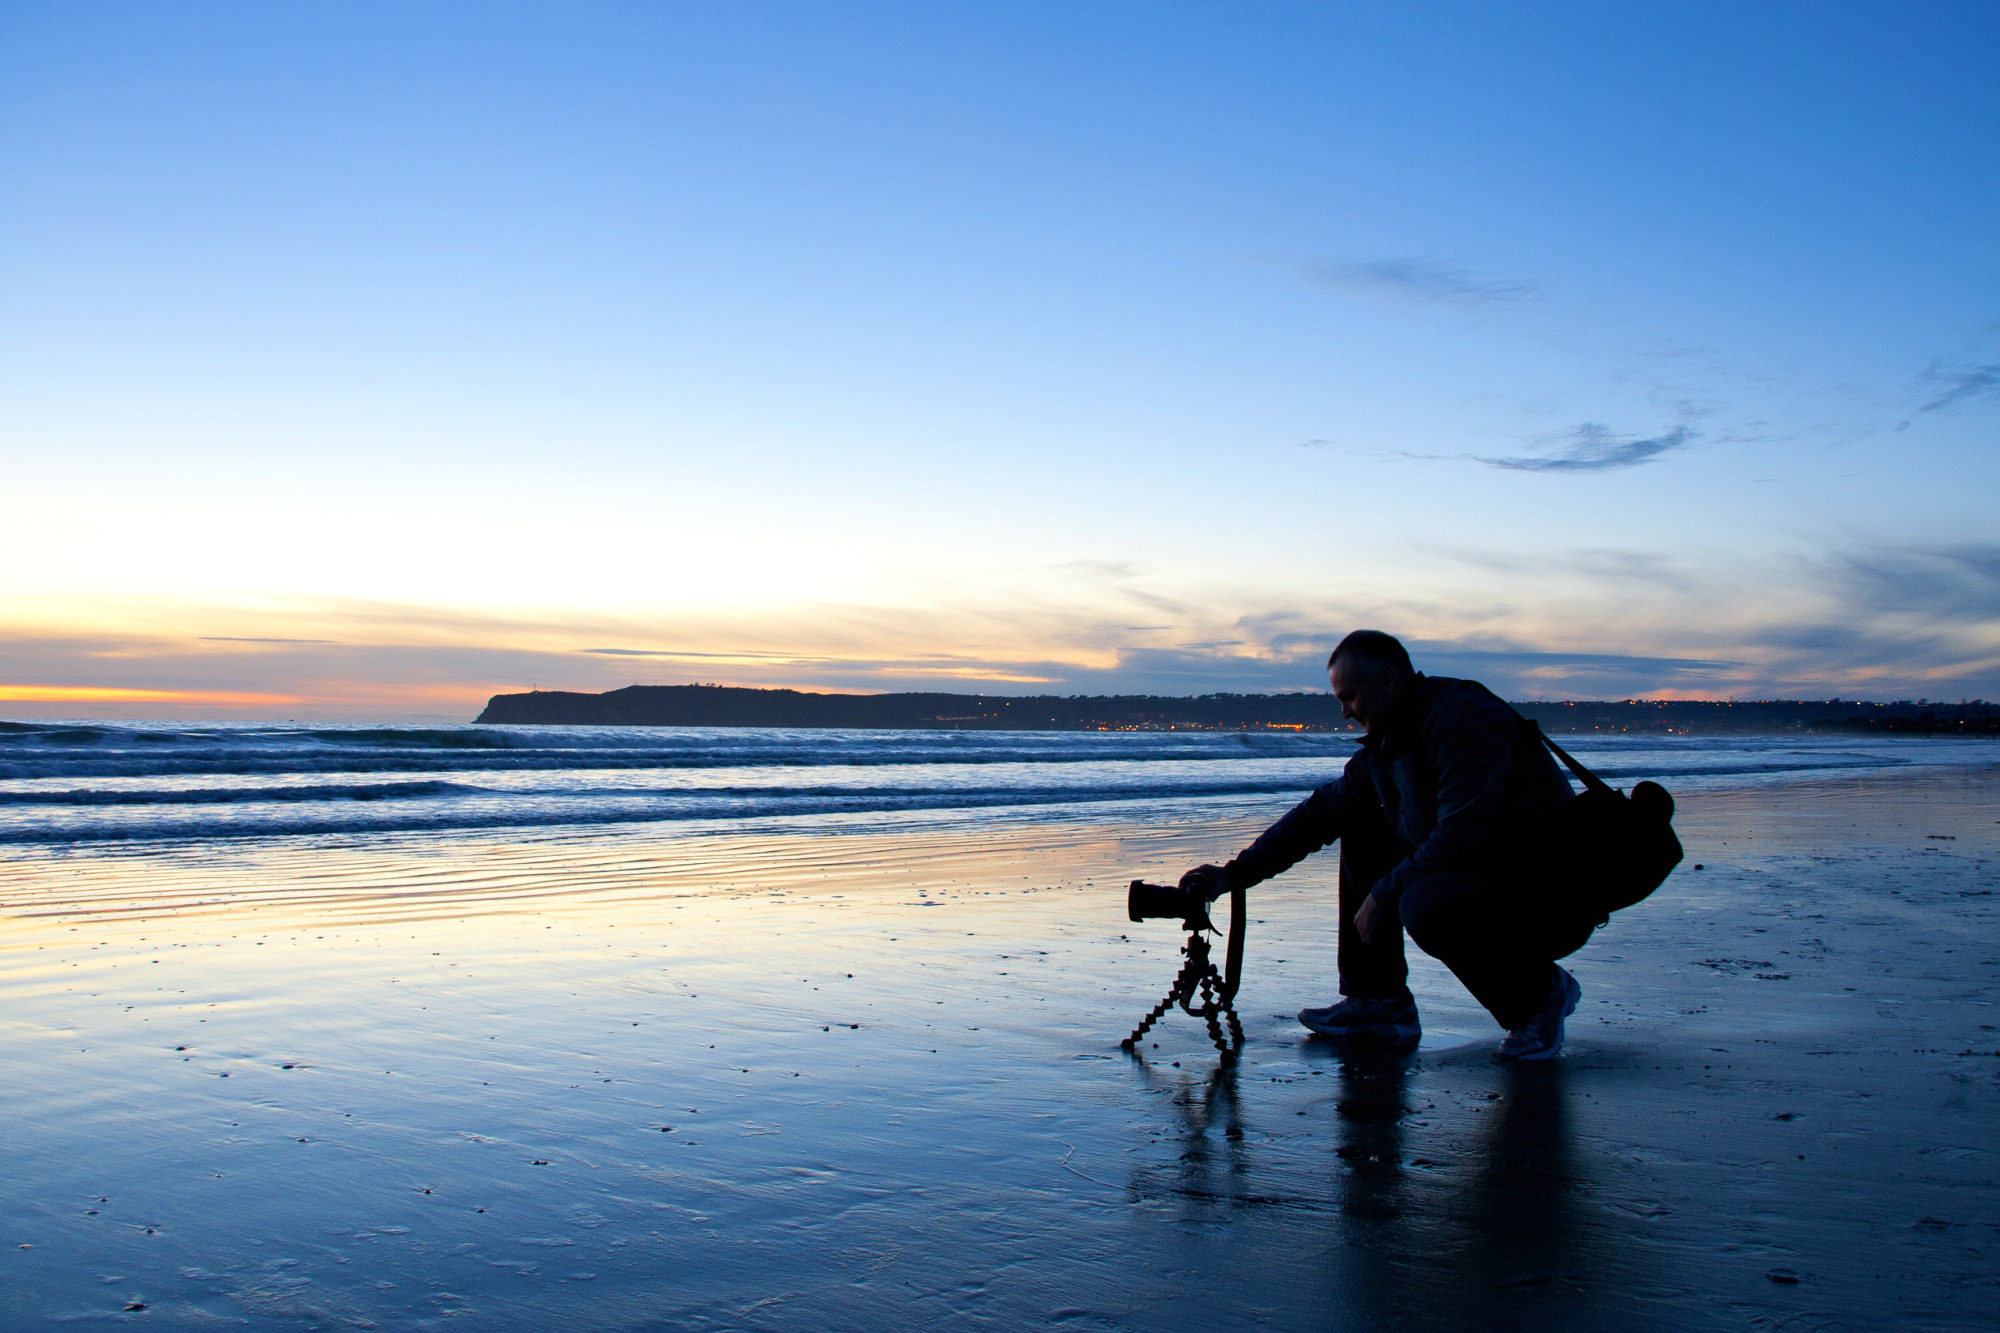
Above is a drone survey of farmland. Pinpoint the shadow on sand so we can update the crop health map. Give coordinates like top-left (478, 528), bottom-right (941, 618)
top-left (1126, 1041), bottom-right (1653, 1329)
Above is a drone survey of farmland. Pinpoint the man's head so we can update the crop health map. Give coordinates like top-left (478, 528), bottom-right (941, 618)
top-left (1327, 630), bottom-right (1415, 736)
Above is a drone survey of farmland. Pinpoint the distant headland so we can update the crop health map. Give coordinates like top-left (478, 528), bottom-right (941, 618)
top-left (475, 684), bottom-right (2000, 735)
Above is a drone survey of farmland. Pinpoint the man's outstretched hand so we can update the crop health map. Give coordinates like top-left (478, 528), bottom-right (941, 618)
top-left (1178, 864), bottom-right (1232, 902)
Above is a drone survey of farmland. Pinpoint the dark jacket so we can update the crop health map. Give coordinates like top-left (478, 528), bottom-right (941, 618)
top-left (1222, 674), bottom-right (1573, 905)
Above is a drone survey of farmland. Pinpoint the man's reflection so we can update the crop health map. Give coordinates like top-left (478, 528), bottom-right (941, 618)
top-left (1460, 1061), bottom-right (1589, 1295)
top-left (1328, 1055), bottom-right (1606, 1327)
top-left (1315, 1048), bottom-right (1421, 1330)
top-left (1330, 1050), bottom-right (1414, 1224)
top-left (1124, 1046), bottom-right (1640, 1328)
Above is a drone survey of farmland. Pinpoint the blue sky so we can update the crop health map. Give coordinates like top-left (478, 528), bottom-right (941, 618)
top-left (3, 1), bottom-right (1996, 718)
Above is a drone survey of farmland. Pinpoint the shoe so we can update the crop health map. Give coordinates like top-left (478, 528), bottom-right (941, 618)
top-left (1298, 994), bottom-right (1421, 1048)
top-left (1497, 966), bottom-right (1581, 1061)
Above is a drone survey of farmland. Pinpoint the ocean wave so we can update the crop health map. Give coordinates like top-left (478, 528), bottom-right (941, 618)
top-left (0, 784), bottom-right (1283, 845)
top-left (1586, 753), bottom-right (1901, 780)
top-left (298, 727), bottom-right (527, 749)
top-left (0, 780), bottom-right (480, 807)
top-left (0, 727), bottom-right (1359, 782)
top-left (0, 744), bottom-right (1921, 786)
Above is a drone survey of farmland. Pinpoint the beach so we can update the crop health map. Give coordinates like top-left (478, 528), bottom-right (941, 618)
top-left (0, 730), bottom-right (1995, 1329)
top-left (11, 5), bottom-right (1999, 1327)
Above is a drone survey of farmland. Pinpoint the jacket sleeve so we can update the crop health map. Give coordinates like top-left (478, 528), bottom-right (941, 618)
top-left (1369, 696), bottom-right (1520, 907)
top-left (1221, 775), bottom-right (1350, 890)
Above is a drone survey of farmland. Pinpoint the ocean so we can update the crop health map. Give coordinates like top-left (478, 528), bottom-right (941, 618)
top-left (1, 718), bottom-right (1990, 847)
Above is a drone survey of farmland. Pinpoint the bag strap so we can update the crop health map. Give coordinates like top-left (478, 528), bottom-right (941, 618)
top-left (1468, 681), bottom-right (1620, 797)
top-left (1517, 715), bottom-right (1618, 798)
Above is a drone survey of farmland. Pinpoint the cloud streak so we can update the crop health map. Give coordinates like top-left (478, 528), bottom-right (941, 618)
top-left (1482, 423), bottom-right (1693, 472)
top-left (583, 647), bottom-right (806, 660)
top-left (1836, 543), bottom-right (2000, 620)
top-left (1894, 355), bottom-right (2000, 430)
top-left (1299, 256), bottom-right (1538, 307)
top-left (1916, 360), bottom-right (2000, 415)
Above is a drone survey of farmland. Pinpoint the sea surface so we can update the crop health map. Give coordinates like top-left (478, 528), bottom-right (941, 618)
top-left (1, 719), bottom-right (1991, 847)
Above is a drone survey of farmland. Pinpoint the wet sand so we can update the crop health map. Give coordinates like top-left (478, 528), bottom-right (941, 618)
top-left (1, 766), bottom-right (1995, 1329)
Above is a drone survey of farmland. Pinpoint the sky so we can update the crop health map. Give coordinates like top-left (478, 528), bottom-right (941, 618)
top-left (3, 1), bottom-right (1997, 720)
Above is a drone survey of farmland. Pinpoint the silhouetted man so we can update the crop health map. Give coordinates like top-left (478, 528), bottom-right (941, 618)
top-left (1180, 630), bottom-right (1583, 1059)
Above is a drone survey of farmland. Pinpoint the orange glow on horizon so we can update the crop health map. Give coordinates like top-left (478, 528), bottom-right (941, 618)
top-left (0, 684), bottom-right (302, 705)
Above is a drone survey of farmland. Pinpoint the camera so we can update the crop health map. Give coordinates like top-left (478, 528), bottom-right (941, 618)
top-left (1127, 879), bottom-right (1213, 931)
top-left (1121, 874), bottom-right (1246, 1057)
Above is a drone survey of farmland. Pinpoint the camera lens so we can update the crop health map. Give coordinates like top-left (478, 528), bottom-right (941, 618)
top-left (1128, 879), bottom-right (1193, 923)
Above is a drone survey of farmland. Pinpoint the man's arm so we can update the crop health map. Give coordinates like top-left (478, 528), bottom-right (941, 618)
top-left (1181, 776), bottom-right (1350, 898)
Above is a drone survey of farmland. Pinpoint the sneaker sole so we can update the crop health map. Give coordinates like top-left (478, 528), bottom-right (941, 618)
top-left (1299, 1019), bottom-right (1421, 1047)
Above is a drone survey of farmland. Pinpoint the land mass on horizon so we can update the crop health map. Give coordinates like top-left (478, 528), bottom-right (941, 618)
top-left (474, 684), bottom-right (2000, 735)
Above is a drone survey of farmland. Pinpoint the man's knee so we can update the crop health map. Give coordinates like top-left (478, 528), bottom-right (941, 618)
top-left (1396, 872), bottom-right (1492, 952)
top-left (1400, 876), bottom-right (1448, 940)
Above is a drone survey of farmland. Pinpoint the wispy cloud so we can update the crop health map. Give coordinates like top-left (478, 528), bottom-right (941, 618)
top-left (200, 636), bottom-right (335, 644)
top-left (1836, 543), bottom-right (2000, 620)
top-left (1438, 546), bottom-right (1701, 595)
top-left (1482, 423), bottom-right (1693, 472)
top-left (583, 647), bottom-right (804, 660)
top-left (1893, 354), bottom-right (2000, 430)
top-left (1915, 360), bottom-right (2000, 415)
top-left (1300, 255), bottom-right (1538, 307)
top-left (1405, 643), bottom-right (1742, 695)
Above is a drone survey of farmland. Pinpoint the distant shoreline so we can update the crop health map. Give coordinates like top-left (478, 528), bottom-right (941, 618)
top-left (476, 684), bottom-right (2000, 736)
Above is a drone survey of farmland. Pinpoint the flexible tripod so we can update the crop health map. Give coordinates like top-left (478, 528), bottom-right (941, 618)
top-left (1121, 881), bottom-right (1246, 1060)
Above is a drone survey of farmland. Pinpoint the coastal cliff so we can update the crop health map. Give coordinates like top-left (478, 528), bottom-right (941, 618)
top-left (475, 684), bottom-right (2000, 735)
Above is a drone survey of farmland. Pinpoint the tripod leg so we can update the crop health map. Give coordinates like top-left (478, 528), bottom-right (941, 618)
top-left (1208, 1000), bottom-right (1240, 1056)
top-left (1193, 972), bottom-right (1232, 1056)
top-left (1122, 988), bottom-right (1178, 1048)
top-left (1124, 955), bottom-right (1202, 1049)
top-left (1202, 1004), bottom-right (1231, 1056)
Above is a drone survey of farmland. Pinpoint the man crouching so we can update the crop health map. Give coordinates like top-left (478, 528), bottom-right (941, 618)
top-left (1179, 630), bottom-right (1583, 1059)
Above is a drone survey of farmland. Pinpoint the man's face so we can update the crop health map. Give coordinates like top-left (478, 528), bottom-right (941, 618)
top-left (1329, 658), bottom-right (1403, 736)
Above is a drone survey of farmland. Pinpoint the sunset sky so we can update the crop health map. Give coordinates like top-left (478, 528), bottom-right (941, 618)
top-left (4, 2), bottom-right (1997, 719)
